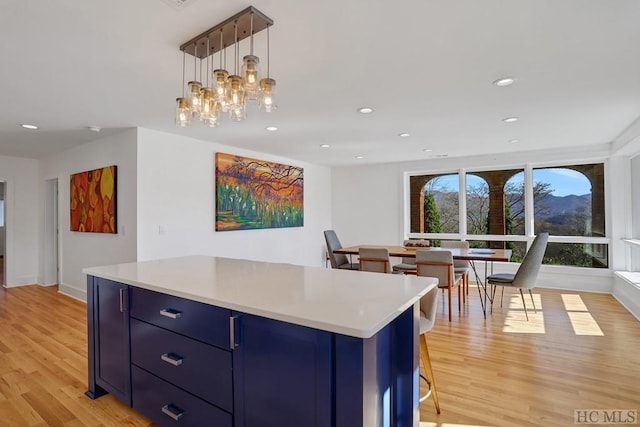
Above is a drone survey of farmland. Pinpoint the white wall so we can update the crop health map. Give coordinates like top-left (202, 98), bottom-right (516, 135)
top-left (39, 129), bottom-right (138, 300)
top-left (136, 128), bottom-right (332, 267)
top-left (331, 144), bottom-right (618, 293)
top-left (0, 156), bottom-right (39, 286)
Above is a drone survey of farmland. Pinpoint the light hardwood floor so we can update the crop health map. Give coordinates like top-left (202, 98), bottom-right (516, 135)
top-left (421, 285), bottom-right (640, 426)
top-left (0, 284), bottom-right (637, 426)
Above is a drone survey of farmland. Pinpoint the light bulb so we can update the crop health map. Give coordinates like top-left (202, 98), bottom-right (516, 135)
top-left (187, 81), bottom-right (202, 116)
top-left (226, 75), bottom-right (245, 112)
top-left (199, 88), bottom-right (214, 121)
top-left (242, 55), bottom-right (260, 101)
top-left (213, 69), bottom-right (229, 112)
top-left (175, 98), bottom-right (191, 127)
top-left (258, 78), bottom-right (277, 112)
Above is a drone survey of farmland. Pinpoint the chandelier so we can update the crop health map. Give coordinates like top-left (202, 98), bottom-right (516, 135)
top-left (175, 6), bottom-right (276, 128)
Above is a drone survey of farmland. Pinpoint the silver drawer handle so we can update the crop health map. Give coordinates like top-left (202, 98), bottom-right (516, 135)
top-left (161, 353), bottom-right (184, 366)
top-left (162, 404), bottom-right (184, 421)
top-left (159, 308), bottom-right (182, 319)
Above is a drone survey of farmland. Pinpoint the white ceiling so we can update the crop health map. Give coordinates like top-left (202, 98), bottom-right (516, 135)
top-left (2, 0), bottom-right (640, 166)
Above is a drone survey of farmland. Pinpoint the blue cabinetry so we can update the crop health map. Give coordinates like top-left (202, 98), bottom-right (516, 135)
top-left (85, 276), bottom-right (131, 405)
top-left (86, 276), bottom-right (420, 426)
top-left (232, 312), bottom-right (332, 427)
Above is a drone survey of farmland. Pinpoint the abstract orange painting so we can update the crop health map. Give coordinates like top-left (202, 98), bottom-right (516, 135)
top-left (70, 165), bottom-right (117, 233)
top-left (215, 153), bottom-right (303, 231)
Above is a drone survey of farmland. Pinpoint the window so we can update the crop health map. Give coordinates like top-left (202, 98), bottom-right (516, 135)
top-left (409, 173), bottom-right (459, 234)
top-left (407, 162), bottom-right (609, 268)
top-left (532, 164), bottom-right (607, 268)
top-left (0, 200), bottom-right (4, 227)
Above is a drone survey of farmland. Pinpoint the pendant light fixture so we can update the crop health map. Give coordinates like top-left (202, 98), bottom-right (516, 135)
top-left (174, 6), bottom-right (275, 129)
top-left (227, 20), bottom-right (246, 121)
top-left (175, 50), bottom-right (191, 127)
top-left (258, 23), bottom-right (277, 113)
top-left (242, 11), bottom-right (260, 101)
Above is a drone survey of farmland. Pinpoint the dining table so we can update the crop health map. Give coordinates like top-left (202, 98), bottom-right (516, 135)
top-left (334, 245), bottom-right (512, 318)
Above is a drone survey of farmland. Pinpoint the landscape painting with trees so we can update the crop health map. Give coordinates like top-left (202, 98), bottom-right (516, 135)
top-left (215, 153), bottom-right (304, 231)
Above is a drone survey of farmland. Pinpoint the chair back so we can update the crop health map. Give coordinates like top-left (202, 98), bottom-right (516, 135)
top-left (440, 240), bottom-right (470, 268)
top-left (415, 250), bottom-right (454, 288)
top-left (324, 230), bottom-right (349, 269)
top-left (358, 248), bottom-right (390, 273)
top-left (419, 285), bottom-right (440, 334)
top-left (512, 232), bottom-right (549, 289)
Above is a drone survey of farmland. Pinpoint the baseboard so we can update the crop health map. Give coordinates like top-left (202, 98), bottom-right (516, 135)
top-left (468, 263), bottom-right (613, 293)
top-left (58, 283), bottom-right (87, 303)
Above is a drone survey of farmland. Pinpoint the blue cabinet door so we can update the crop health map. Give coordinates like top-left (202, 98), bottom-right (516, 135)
top-left (86, 276), bottom-right (131, 405)
top-left (232, 313), bottom-right (332, 427)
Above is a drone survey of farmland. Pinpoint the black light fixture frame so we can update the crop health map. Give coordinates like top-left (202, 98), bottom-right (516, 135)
top-left (179, 6), bottom-right (273, 58)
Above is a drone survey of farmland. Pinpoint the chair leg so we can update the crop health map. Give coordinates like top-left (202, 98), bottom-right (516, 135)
top-left (500, 286), bottom-right (505, 308)
top-left (519, 289), bottom-right (529, 321)
top-left (420, 334), bottom-right (441, 414)
top-left (461, 278), bottom-right (466, 304)
top-left (528, 289), bottom-right (537, 313)
top-left (458, 284), bottom-right (461, 313)
top-left (466, 272), bottom-right (469, 296)
top-left (447, 286), bottom-right (452, 322)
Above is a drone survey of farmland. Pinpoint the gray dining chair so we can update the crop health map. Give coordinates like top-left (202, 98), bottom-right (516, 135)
top-left (392, 257), bottom-right (417, 274)
top-left (358, 247), bottom-right (391, 273)
top-left (416, 250), bottom-right (464, 322)
top-left (324, 230), bottom-right (358, 270)
top-left (419, 284), bottom-right (441, 413)
top-left (440, 240), bottom-right (471, 302)
top-left (487, 232), bottom-right (549, 320)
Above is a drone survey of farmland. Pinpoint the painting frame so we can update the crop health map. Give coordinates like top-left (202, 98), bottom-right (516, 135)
top-left (70, 165), bottom-right (117, 233)
top-left (215, 153), bottom-right (304, 231)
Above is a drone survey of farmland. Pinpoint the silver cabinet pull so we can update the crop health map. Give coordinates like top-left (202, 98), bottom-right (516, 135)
top-left (119, 288), bottom-right (128, 312)
top-left (229, 315), bottom-right (240, 350)
top-left (161, 404), bottom-right (184, 421)
top-left (159, 308), bottom-right (182, 319)
top-left (161, 353), bottom-right (184, 366)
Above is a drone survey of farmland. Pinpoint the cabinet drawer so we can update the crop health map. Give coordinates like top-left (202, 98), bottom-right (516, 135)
top-left (132, 366), bottom-right (231, 427)
top-left (130, 287), bottom-right (231, 349)
top-left (131, 318), bottom-right (232, 412)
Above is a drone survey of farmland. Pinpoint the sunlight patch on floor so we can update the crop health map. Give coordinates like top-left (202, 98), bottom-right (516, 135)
top-left (561, 294), bottom-right (588, 311)
top-left (502, 293), bottom-right (545, 333)
top-left (562, 294), bottom-right (604, 336)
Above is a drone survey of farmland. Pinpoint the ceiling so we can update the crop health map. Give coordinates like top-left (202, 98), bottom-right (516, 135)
top-left (2, 0), bottom-right (640, 167)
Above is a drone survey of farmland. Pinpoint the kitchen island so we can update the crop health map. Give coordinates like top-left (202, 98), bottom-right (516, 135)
top-left (84, 255), bottom-right (436, 427)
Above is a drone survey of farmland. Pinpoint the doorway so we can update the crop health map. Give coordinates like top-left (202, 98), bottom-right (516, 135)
top-left (0, 182), bottom-right (5, 286)
top-left (43, 179), bottom-right (59, 286)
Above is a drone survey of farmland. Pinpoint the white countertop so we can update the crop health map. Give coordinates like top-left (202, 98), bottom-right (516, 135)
top-left (83, 255), bottom-right (437, 339)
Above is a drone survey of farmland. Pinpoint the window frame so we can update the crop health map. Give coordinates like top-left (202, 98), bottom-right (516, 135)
top-left (404, 160), bottom-right (611, 269)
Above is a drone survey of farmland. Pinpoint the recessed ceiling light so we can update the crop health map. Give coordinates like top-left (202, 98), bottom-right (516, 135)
top-left (435, 154), bottom-right (449, 158)
top-left (502, 117), bottom-right (519, 123)
top-left (88, 126), bottom-right (101, 132)
top-left (265, 126), bottom-right (278, 131)
top-left (423, 148), bottom-right (433, 152)
top-left (355, 155), bottom-right (364, 159)
top-left (509, 139), bottom-right (520, 143)
top-left (493, 77), bottom-right (515, 87)
top-left (20, 124), bottom-right (38, 130)
top-left (320, 144), bottom-right (330, 148)
top-left (398, 133), bottom-right (410, 137)
top-left (357, 107), bottom-right (373, 114)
